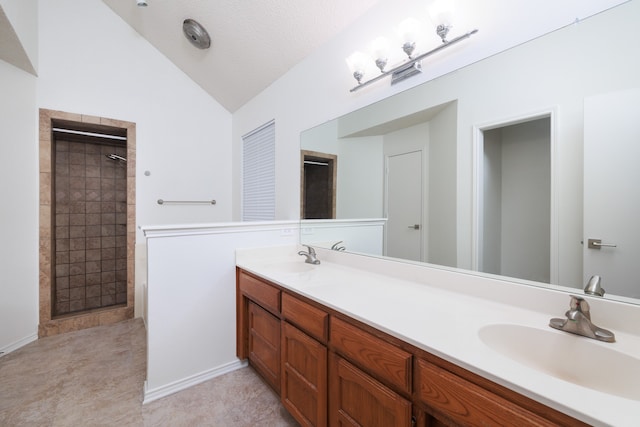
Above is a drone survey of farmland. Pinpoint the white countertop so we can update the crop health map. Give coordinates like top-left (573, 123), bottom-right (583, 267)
top-left (236, 245), bottom-right (640, 427)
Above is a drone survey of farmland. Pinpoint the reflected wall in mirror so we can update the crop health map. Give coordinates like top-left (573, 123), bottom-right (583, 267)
top-left (300, 1), bottom-right (640, 303)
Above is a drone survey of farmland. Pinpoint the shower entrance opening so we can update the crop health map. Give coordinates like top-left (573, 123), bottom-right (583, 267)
top-left (52, 127), bottom-right (128, 316)
top-left (39, 110), bottom-right (136, 336)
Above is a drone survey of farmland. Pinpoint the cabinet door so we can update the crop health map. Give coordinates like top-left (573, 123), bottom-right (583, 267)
top-left (282, 322), bottom-right (327, 427)
top-left (248, 301), bottom-right (281, 393)
top-left (329, 353), bottom-right (412, 427)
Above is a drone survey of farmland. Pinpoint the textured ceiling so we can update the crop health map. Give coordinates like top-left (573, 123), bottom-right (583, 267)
top-left (102, 0), bottom-right (381, 112)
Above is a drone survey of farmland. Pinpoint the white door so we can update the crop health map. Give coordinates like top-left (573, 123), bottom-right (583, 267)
top-left (584, 88), bottom-right (640, 298)
top-left (386, 151), bottom-right (423, 261)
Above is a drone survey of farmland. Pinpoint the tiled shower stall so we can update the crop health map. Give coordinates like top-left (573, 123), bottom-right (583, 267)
top-left (53, 138), bottom-right (128, 315)
top-left (39, 109), bottom-right (136, 337)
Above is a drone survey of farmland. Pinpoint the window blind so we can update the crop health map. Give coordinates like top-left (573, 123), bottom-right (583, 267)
top-left (242, 120), bottom-right (275, 221)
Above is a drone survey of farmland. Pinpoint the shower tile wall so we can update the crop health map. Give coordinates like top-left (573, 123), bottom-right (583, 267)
top-left (54, 139), bottom-right (128, 316)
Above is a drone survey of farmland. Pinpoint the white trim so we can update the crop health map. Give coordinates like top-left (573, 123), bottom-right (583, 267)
top-left (471, 107), bottom-right (558, 283)
top-left (301, 218), bottom-right (386, 229)
top-left (0, 333), bottom-right (38, 357)
top-left (143, 359), bottom-right (248, 404)
top-left (140, 220), bottom-right (299, 239)
top-left (241, 119), bottom-right (275, 140)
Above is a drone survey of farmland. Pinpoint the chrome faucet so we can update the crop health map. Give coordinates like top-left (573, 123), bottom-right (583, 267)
top-left (584, 275), bottom-right (605, 297)
top-left (331, 241), bottom-right (346, 251)
top-left (549, 295), bottom-right (615, 342)
top-left (298, 245), bottom-right (320, 265)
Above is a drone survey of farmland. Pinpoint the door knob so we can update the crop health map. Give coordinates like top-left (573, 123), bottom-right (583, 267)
top-left (407, 224), bottom-right (420, 230)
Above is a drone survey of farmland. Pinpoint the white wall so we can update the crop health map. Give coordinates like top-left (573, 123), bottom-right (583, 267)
top-left (142, 222), bottom-right (298, 403)
top-left (0, 59), bottom-right (38, 354)
top-left (482, 120), bottom-right (551, 282)
top-left (481, 129), bottom-right (502, 275)
top-left (38, 0), bottom-right (233, 232)
top-left (500, 119), bottom-right (551, 283)
top-left (337, 136), bottom-right (384, 219)
top-left (427, 103), bottom-right (457, 267)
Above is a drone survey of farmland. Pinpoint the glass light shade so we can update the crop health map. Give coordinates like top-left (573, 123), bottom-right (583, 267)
top-left (346, 51), bottom-right (368, 73)
top-left (370, 37), bottom-right (390, 60)
top-left (346, 51), bottom-right (369, 83)
top-left (427, 0), bottom-right (455, 26)
top-left (398, 18), bottom-right (422, 44)
top-left (370, 37), bottom-right (390, 72)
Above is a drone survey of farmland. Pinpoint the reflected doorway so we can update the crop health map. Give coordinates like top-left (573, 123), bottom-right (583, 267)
top-left (476, 115), bottom-right (552, 283)
top-left (301, 150), bottom-right (337, 219)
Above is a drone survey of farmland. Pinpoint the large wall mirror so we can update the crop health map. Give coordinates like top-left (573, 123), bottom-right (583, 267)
top-left (300, 1), bottom-right (640, 304)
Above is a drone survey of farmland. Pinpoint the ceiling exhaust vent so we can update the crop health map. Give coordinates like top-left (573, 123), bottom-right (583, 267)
top-left (183, 19), bottom-right (211, 49)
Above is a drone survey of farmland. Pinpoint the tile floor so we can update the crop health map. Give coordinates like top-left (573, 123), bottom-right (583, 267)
top-left (0, 318), bottom-right (298, 426)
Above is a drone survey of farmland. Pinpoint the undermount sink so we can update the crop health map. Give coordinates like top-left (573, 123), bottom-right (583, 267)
top-left (264, 261), bottom-right (316, 274)
top-left (478, 324), bottom-right (640, 401)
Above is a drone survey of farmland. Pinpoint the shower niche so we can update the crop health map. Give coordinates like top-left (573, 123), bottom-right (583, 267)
top-left (39, 110), bottom-right (136, 336)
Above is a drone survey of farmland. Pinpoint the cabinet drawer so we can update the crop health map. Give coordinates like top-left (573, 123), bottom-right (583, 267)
top-left (239, 271), bottom-right (281, 314)
top-left (282, 293), bottom-right (328, 343)
top-left (330, 317), bottom-right (412, 394)
top-left (415, 359), bottom-right (554, 427)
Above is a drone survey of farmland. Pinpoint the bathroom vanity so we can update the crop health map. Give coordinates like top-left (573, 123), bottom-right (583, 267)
top-left (236, 246), bottom-right (640, 426)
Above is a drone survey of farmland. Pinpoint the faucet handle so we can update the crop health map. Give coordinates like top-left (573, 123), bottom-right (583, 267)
top-left (304, 245), bottom-right (316, 255)
top-left (569, 295), bottom-right (591, 319)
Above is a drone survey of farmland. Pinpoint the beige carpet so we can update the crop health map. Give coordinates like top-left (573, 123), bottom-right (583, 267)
top-left (0, 318), bottom-right (298, 426)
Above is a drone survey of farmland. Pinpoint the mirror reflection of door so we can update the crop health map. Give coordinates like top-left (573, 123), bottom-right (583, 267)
top-left (386, 150), bottom-right (423, 262)
top-left (301, 150), bottom-right (337, 219)
top-left (479, 117), bottom-right (551, 283)
top-left (583, 88), bottom-right (640, 298)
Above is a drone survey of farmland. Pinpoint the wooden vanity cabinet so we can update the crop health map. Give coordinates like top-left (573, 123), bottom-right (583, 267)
top-left (281, 293), bottom-right (329, 427)
top-left (237, 268), bottom-right (587, 427)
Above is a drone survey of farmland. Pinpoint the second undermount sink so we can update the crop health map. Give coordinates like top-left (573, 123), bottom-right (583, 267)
top-left (478, 323), bottom-right (640, 401)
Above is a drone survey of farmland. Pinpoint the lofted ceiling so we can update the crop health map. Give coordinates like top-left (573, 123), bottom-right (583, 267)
top-left (102, 0), bottom-right (382, 112)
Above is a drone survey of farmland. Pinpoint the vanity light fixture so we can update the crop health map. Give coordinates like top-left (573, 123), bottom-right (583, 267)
top-left (428, 0), bottom-right (456, 43)
top-left (347, 1), bottom-right (477, 92)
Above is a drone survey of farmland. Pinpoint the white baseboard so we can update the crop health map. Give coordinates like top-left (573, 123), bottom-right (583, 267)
top-left (143, 359), bottom-right (248, 404)
top-left (0, 333), bottom-right (38, 357)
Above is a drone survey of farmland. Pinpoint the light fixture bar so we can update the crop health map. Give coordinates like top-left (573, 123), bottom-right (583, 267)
top-left (391, 62), bottom-right (423, 85)
top-left (350, 28), bottom-right (479, 93)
